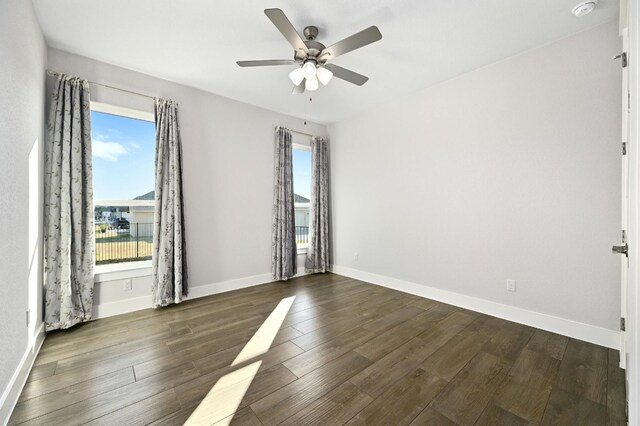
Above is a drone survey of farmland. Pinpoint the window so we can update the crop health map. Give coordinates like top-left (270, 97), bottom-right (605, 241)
top-left (91, 102), bottom-right (156, 265)
top-left (292, 143), bottom-right (312, 249)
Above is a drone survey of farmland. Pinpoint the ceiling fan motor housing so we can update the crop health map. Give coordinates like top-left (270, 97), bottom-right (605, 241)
top-left (295, 40), bottom-right (327, 62)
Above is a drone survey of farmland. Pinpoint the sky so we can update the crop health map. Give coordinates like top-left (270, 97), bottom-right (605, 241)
top-left (292, 149), bottom-right (311, 199)
top-left (91, 109), bottom-right (312, 200)
top-left (91, 111), bottom-right (156, 200)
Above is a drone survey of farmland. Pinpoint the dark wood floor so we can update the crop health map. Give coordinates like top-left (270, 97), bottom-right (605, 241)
top-left (10, 273), bottom-right (626, 425)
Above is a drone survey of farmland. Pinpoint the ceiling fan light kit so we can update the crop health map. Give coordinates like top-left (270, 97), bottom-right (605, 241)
top-left (237, 8), bottom-right (382, 94)
top-left (305, 76), bottom-right (319, 91)
top-left (289, 68), bottom-right (304, 86)
top-left (316, 67), bottom-right (333, 85)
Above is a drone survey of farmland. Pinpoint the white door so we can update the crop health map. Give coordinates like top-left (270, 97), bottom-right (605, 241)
top-left (615, 25), bottom-right (630, 369)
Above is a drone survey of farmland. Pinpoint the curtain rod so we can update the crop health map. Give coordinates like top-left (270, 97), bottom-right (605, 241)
top-left (274, 125), bottom-right (313, 138)
top-left (47, 69), bottom-right (169, 103)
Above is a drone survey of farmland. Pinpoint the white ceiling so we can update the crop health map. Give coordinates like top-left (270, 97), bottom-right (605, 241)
top-left (32, 0), bottom-right (618, 123)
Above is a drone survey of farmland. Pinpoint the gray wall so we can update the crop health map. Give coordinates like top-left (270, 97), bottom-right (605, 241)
top-left (329, 21), bottom-right (621, 330)
top-left (0, 0), bottom-right (46, 407)
top-left (47, 48), bottom-right (327, 308)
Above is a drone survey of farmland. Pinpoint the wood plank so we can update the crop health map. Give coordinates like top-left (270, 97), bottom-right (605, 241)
top-left (526, 329), bottom-right (569, 360)
top-left (53, 330), bottom-right (183, 376)
top-left (347, 367), bottom-right (446, 425)
top-left (421, 332), bottom-right (488, 381)
top-left (250, 351), bottom-right (372, 425)
top-left (229, 407), bottom-right (263, 426)
top-left (239, 364), bottom-right (300, 408)
top-left (553, 339), bottom-right (608, 404)
top-left (19, 363), bottom-right (199, 426)
top-left (480, 320), bottom-right (535, 363)
top-left (360, 305), bottom-right (424, 333)
top-left (409, 297), bottom-right (445, 311)
top-left (475, 404), bottom-right (532, 426)
top-left (291, 314), bottom-right (366, 351)
top-left (351, 310), bottom-right (477, 398)
top-left (354, 307), bottom-right (453, 362)
top-left (409, 408), bottom-right (457, 425)
top-left (280, 382), bottom-right (372, 426)
top-left (540, 387), bottom-right (606, 425)
top-left (18, 344), bottom-right (170, 401)
top-left (283, 327), bottom-right (377, 377)
top-left (148, 403), bottom-right (196, 426)
top-left (9, 368), bottom-right (135, 424)
top-left (35, 322), bottom-right (180, 365)
top-left (135, 329), bottom-right (301, 381)
top-left (84, 388), bottom-right (181, 426)
top-left (25, 362), bottom-right (57, 383)
top-left (429, 351), bottom-right (510, 425)
top-left (490, 348), bottom-right (560, 424)
top-left (606, 348), bottom-right (627, 425)
top-left (350, 336), bottom-right (440, 399)
top-left (176, 343), bottom-right (302, 409)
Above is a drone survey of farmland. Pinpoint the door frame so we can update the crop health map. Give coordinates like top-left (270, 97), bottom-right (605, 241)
top-left (623, 0), bottom-right (639, 424)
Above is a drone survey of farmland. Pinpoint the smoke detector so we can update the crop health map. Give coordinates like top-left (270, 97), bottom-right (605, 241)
top-left (572, 1), bottom-right (598, 17)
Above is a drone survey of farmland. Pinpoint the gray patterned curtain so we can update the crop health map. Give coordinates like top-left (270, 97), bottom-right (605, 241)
top-left (271, 127), bottom-right (297, 280)
top-left (305, 136), bottom-right (330, 273)
top-left (44, 73), bottom-right (94, 331)
top-left (152, 98), bottom-right (187, 307)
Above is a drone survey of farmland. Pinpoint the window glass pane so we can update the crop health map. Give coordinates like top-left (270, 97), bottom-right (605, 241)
top-left (293, 148), bottom-right (311, 246)
top-left (91, 111), bottom-right (155, 200)
top-left (91, 110), bottom-right (155, 265)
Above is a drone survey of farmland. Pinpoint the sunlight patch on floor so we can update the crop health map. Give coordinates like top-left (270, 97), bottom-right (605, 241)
top-left (231, 295), bottom-right (296, 366)
top-left (184, 295), bottom-right (296, 425)
top-left (184, 361), bottom-right (262, 426)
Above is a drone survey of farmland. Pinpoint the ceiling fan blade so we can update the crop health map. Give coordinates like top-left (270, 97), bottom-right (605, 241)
top-left (264, 9), bottom-right (309, 55)
top-left (320, 26), bottom-right (382, 60)
top-left (292, 82), bottom-right (305, 94)
top-left (237, 60), bottom-right (298, 67)
top-left (322, 64), bottom-right (369, 86)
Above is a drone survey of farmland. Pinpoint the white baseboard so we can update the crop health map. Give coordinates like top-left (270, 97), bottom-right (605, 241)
top-left (0, 323), bottom-right (45, 426)
top-left (92, 294), bottom-right (152, 319)
top-left (187, 273), bottom-right (273, 299)
top-left (332, 265), bottom-right (620, 349)
top-left (92, 250), bottom-right (312, 320)
top-left (92, 272), bottom-right (276, 320)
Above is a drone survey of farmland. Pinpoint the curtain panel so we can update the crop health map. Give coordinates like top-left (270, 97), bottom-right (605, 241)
top-left (43, 73), bottom-right (95, 331)
top-left (271, 127), bottom-right (297, 280)
top-left (152, 98), bottom-right (188, 307)
top-left (305, 136), bottom-right (330, 273)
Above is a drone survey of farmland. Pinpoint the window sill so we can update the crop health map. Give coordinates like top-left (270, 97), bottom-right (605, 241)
top-left (297, 245), bottom-right (308, 255)
top-left (94, 260), bottom-right (152, 283)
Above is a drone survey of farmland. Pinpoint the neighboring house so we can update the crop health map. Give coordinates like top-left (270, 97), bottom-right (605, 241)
top-left (130, 191), bottom-right (155, 237)
top-left (96, 206), bottom-right (129, 222)
top-left (294, 194), bottom-right (310, 228)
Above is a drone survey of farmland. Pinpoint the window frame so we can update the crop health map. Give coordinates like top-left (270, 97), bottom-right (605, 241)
top-left (90, 102), bottom-right (156, 276)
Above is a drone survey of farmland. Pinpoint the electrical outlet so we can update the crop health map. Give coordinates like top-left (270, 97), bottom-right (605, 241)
top-left (123, 279), bottom-right (133, 291)
top-left (506, 279), bottom-right (516, 292)
top-left (353, 252), bottom-right (359, 261)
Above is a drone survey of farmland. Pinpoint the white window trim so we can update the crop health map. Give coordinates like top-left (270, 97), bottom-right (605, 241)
top-left (95, 199), bottom-right (155, 207)
top-left (91, 101), bottom-right (155, 122)
top-left (293, 142), bottom-right (312, 151)
top-left (94, 260), bottom-right (152, 282)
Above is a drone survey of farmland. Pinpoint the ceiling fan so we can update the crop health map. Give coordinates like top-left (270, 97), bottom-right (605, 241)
top-left (237, 8), bottom-right (382, 93)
